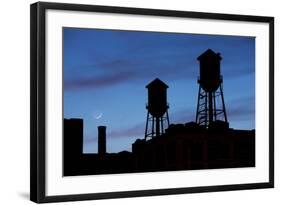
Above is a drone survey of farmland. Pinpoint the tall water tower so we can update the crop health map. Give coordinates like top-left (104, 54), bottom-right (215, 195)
top-left (196, 49), bottom-right (228, 127)
top-left (145, 78), bottom-right (170, 140)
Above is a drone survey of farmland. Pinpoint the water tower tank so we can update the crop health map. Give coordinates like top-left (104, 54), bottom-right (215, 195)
top-left (197, 49), bottom-right (222, 92)
top-left (146, 78), bottom-right (169, 118)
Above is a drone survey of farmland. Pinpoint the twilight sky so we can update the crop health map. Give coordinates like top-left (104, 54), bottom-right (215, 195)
top-left (63, 27), bottom-right (255, 153)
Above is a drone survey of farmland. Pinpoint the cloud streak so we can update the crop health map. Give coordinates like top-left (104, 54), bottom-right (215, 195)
top-left (64, 59), bottom-right (253, 92)
top-left (64, 57), bottom-right (197, 91)
top-left (108, 123), bottom-right (145, 139)
top-left (64, 28), bottom-right (254, 93)
top-left (227, 96), bottom-right (255, 122)
top-left (64, 71), bottom-right (135, 90)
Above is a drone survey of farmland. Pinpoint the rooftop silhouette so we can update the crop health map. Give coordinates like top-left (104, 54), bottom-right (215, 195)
top-left (63, 49), bottom-right (255, 176)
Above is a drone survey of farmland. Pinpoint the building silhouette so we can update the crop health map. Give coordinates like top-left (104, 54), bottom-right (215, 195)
top-left (133, 122), bottom-right (254, 172)
top-left (63, 118), bottom-right (83, 176)
top-left (98, 126), bottom-right (106, 159)
top-left (63, 49), bottom-right (255, 176)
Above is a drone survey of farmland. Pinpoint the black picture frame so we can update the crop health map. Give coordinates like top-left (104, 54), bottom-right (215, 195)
top-left (30, 1), bottom-right (274, 203)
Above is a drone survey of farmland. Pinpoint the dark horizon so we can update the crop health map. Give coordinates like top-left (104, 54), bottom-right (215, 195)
top-left (63, 115), bottom-right (255, 176)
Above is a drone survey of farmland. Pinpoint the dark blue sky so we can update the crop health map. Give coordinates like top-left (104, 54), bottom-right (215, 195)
top-left (63, 28), bottom-right (255, 153)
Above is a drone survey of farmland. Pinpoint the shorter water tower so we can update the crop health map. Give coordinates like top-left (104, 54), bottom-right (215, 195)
top-left (196, 49), bottom-right (228, 127)
top-left (145, 78), bottom-right (170, 140)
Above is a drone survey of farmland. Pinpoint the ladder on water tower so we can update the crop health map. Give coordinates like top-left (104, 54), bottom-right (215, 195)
top-left (196, 86), bottom-right (208, 126)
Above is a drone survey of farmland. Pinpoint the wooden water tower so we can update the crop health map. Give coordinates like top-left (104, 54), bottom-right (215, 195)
top-left (145, 78), bottom-right (170, 140)
top-left (196, 49), bottom-right (228, 127)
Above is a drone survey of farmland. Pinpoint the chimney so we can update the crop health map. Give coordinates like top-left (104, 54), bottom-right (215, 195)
top-left (98, 126), bottom-right (106, 158)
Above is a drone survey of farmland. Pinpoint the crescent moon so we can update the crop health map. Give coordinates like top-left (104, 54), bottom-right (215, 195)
top-left (95, 113), bottom-right (103, 120)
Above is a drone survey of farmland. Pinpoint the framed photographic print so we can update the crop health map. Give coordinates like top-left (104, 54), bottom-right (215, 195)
top-left (30, 1), bottom-right (274, 203)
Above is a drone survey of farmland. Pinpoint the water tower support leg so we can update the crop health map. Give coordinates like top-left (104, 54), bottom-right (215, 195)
top-left (208, 91), bottom-right (213, 125)
top-left (220, 84), bottom-right (228, 122)
top-left (145, 111), bottom-right (149, 139)
top-left (213, 91), bottom-right (217, 121)
top-left (166, 111), bottom-right (170, 126)
top-left (151, 117), bottom-right (155, 137)
top-left (196, 86), bottom-right (201, 123)
top-left (161, 117), bottom-right (164, 134)
top-left (156, 117), bottom-right (160, 137)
